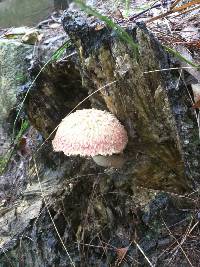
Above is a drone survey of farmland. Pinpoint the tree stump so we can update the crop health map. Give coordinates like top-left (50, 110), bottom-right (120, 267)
top-left (62, 10), bottom-right (200, 193)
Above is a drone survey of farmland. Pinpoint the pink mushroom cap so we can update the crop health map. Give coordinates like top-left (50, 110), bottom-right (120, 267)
top-left (192, 84), bottom-right (200, 103)
top-left (52, 109), bottom-right (128, 157)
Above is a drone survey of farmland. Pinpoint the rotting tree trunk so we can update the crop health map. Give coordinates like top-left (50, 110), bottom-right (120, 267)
top-left (62, 11), bottom-right (200, 193)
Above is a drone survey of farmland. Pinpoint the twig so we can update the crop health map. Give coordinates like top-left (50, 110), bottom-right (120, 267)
top-left (170, 0), bottom-right (183, 10)
top-left (133, 240), bottom-right (154, 267)
top-left (147, 0), bottom-right (200, 22)
top-left (129, 2), bottom-right (161, 21)
top-left (162, 218), bottom-right (194, 266)
top-left (173, 4), bottom-right (200, 17)
top-left (143, 66), bottom-right (199, 73)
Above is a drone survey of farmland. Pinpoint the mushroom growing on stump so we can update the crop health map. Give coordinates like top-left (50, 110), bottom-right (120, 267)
top-left (52, 109), bottom-right (128, 168)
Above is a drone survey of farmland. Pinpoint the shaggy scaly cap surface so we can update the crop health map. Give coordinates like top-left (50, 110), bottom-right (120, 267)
top-left (192, 84), bottom-right (200, 103)
top-left (52, 109), bottom-right (128, 157)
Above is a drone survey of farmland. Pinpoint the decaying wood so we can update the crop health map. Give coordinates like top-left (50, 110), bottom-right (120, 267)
top-left (1, 8), bottom-right (200, 266)
top-left (62, 10), bottom-right (200, 193)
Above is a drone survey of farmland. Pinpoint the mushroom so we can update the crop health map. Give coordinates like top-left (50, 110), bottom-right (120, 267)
top-left (52, 109), bottom-right (128, 168)
top-left (192, 84), bottom-right (200, 109)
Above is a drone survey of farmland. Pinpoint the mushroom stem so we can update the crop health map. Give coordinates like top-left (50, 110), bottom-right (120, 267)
top-left (92, 154), bottom-right (126, 168)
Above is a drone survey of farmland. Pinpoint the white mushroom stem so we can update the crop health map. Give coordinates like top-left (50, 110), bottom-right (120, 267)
top-left (192, 84), bottom-right (200, 103)
top-left (92, 154), bottom-right (126, 168)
